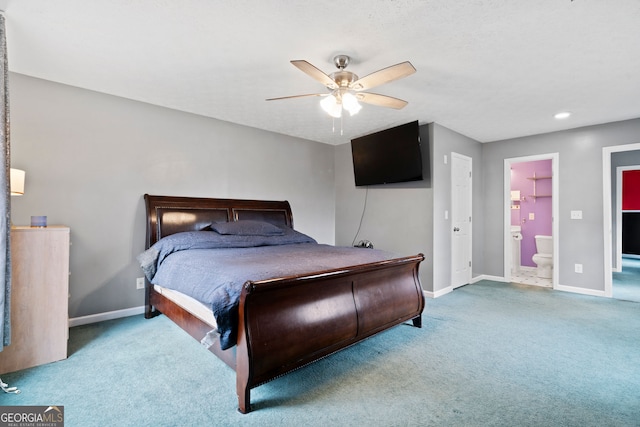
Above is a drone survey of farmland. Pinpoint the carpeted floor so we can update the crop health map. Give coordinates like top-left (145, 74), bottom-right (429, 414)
top-left (2, 280), bottom-right (639, 426)
top-left (613, 256), bottom-right (640, 303)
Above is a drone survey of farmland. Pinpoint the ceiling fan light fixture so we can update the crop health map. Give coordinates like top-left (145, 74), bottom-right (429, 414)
top-left (342, 92), bottom-right (362, 116)
top-left (269, 55), bottom-right (415, 122)
top-left (320, 94), bottom-right (342, 118)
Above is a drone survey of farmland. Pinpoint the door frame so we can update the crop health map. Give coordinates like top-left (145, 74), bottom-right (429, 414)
top-left (503, 153), bottom-right (559, 287)
top-left (602, 142), bottom-right (640, 297)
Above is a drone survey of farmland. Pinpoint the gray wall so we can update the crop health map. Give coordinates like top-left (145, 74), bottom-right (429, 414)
top-left (334, 124), bottom-right (433, 292)
top-left (10, 73), bottom-right (336, 319)
top-left (482, 119), bottom-right (640, 292)
top-left (334, 122), bottom-right (484, 295)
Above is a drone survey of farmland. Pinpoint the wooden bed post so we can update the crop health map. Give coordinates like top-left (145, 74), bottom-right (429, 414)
top-left (412, 315), bottom-right (422, 328)
top-left (236, 282), bottom-right (252, 414)
top-left (236, 364), bottom-right (252, 413)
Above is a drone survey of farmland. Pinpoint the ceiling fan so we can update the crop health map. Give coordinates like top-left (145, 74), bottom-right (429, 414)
top-left (266, 55), bottom-right (416, 118)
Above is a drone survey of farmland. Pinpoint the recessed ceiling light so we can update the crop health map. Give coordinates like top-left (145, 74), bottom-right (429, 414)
top-left (554, 111), bottom-right (571, 120)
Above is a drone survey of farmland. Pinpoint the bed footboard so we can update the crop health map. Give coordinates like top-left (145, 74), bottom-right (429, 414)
top-left (235, 253), bottom-right (424, 413)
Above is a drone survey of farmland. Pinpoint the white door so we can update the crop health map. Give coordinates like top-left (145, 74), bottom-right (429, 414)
top-left (451, 152), bottom-right (472, 288)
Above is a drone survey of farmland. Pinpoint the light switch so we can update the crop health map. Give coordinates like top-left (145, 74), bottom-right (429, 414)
top-left (529, 213), bottom-right (535, 220)
top-left (571, 210), bottom-right (583, 219)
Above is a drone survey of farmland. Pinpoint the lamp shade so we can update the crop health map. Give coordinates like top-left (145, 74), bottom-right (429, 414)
top-left (320, 94), bottom-right (342, 118)
top-left (342, 92), bottom-right (362, 116)
top-left (10, 168), bottom-right (25, 196)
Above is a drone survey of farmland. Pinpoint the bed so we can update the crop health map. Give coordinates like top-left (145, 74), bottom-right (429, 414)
top-left (140, 194), bottom-right (425, 413)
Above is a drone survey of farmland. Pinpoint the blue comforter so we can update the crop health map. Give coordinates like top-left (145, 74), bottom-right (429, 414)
top-left (138, 227), bottom-right (396, 350)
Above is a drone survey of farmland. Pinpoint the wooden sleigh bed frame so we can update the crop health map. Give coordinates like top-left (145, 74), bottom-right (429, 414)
top-left (143, 194), bottom-right (425, 413)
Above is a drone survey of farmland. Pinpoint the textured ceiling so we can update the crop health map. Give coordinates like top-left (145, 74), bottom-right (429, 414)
top-left (2, 0), bottom-right (640, 145)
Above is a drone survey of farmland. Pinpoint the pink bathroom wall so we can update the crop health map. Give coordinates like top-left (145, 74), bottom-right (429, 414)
top-left (511, 159), bottom-right (553, 267)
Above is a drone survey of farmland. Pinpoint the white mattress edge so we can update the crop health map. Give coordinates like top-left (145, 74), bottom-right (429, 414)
top-left (153, 284), bottom-right (217, 328)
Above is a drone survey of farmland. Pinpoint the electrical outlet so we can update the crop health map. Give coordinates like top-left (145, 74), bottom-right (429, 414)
top-left (136, 277), bottom-right (145, 289)
top-left (575, 264), bottom-right (583, 274)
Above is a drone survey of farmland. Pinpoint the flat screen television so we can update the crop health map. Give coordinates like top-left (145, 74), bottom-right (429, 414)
top-left (351, 120), bottom-right (423, 186)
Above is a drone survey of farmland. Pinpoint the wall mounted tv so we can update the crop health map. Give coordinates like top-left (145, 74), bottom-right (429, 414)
top-left (351, 120), bottom-right (423, 187)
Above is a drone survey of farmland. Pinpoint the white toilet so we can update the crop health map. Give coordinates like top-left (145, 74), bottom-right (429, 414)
top-left (532, 235), bottom-right (553, 278)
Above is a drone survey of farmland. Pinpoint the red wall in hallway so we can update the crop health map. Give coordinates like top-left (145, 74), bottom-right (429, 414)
top-left (623, 170), bottom-right (640, 210)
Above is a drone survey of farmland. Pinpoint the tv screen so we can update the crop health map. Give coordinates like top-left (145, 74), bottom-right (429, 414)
top-left (351, 120), bottom-right (423, 187)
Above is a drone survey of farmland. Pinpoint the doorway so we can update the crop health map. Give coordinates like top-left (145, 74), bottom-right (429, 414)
top-left (603, 143), bottom-right (640, 300)
top-left (504, 153), bottom-right (559, 287)
top-left (615, 166), bottom-right (640, 271)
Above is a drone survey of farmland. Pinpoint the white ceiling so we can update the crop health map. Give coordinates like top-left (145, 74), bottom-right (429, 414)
top-left (2, 0), bottom-right (640, 145)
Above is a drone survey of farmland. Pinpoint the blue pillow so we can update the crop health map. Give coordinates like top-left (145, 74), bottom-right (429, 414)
top-left (211, 220), bottom-right (284, 236)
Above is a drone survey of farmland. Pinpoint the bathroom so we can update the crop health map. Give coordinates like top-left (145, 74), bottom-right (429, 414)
top-left (510, 159), bottom-right (553, 286)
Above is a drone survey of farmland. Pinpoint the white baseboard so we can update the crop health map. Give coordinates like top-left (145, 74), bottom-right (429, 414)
top-left (424, 286), bottom-right (454, 299)
top-left (472, 274), bottom-right (508, 283)
top-left (554, 284), bottom-right (607, 298)
top-left (69, 306), bottom-right (145, 328)
top-left (424, 275), bottom-right (508, 298)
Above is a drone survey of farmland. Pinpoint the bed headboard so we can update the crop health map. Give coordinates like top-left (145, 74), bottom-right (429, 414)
top-left (144, 194), bottom-right (294, 248)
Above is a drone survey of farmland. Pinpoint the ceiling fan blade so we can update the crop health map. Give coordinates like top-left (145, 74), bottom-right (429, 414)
top-left (290, 60), bottom-right (338, 89)
top-left (356, 92), bottom-right (408, 109)
top-left (266, 93), bottom-right (326, 101)
top-left (350, 61), bottom-right (416, 91)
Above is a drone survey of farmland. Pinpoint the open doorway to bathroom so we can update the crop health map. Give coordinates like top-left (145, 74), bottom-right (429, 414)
top-left (504, 153), bottom-right (559, 288)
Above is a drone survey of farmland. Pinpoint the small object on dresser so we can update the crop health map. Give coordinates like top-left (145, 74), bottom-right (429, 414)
top-left (30, 216), bottom-right (47, 227)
